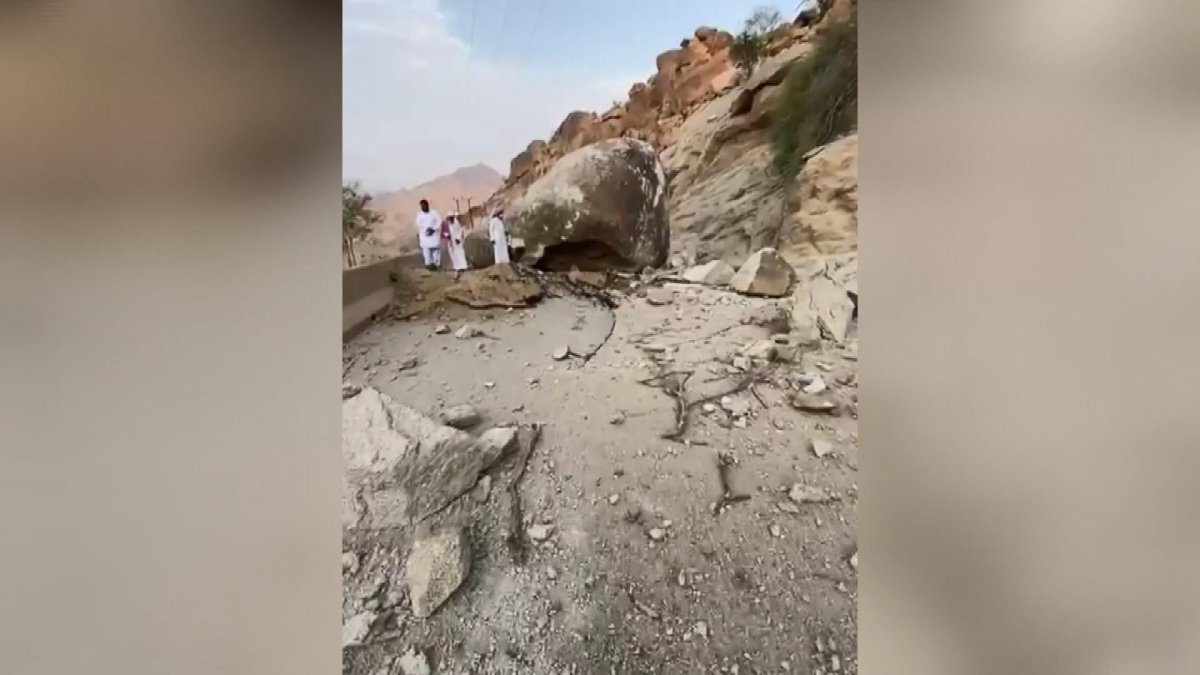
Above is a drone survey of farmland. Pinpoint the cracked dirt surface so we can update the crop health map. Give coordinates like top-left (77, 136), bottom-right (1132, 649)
top-left (343, 266), bottom-right (858, 675)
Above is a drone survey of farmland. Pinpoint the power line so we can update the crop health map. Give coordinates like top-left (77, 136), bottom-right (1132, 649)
top-left (496, 0), bottom-right (513, 58)
top-left (529, 0), bottom-right (545, 45)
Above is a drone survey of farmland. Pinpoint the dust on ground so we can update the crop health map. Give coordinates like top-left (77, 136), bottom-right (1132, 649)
top-left (343, 263), bottom-right (858, 675)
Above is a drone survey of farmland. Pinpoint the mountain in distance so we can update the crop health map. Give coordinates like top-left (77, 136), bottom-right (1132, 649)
top-left (369, 163), bottom-right (504, 244)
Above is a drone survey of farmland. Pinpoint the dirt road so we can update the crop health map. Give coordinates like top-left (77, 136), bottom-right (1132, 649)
top-left (342, 266), bottom-right (858, 674)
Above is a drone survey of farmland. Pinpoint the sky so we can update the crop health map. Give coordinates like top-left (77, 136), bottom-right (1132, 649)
top-left (343, 0), bottom-right (788, 192)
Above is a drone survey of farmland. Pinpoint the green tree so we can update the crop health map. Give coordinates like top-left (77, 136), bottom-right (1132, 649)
top-left (731, 30), bottom-right (765, 76)
top-left (731, 6), bottom-right (785, 76)
top-left (744, 6), bottom-right (784, 35)
top-left (342, 181), bottom-right (382, 267)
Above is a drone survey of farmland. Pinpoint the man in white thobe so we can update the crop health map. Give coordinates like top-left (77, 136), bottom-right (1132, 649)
top-left (446, 213), bottom-right (469, 277)
top-left (488, 208), bottom-right (510, 265)
top-left (414, 199), bottom-right (441, 269)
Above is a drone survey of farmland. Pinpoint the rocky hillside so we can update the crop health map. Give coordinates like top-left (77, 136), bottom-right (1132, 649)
top-left (372, 163), bottom-right (504, 245)
top-left (485, 0), bottom-right (857, 269)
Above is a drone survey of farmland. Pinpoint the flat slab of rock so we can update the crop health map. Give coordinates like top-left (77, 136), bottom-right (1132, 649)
top-left (681, 260), bottom-right (736, 286)
top-left (731, 248), bottom-right (794, 297)
top-left (444, 264), bottom-right (544, 308)
top-left (407, 528), bottom-right (471, 618)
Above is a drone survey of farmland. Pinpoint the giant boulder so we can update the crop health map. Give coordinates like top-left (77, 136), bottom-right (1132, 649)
top-left (508, 138), bottom-right (670, 271)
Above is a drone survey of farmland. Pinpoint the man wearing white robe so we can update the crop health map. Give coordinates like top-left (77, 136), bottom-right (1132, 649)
top-left (414, 199), bottom-right (441, 269)
top-left (488, 208), bottom-right (510, 265)
top-left (446, 213), bottom-right (469, 277)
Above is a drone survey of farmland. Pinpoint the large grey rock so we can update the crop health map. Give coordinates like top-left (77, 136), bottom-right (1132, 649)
top-left (509, 138), bottom-right (670, 271)
top-left (730, 248), bottom-right (794, 297)
top-left (681, 260), bottom-right (736, 286)
top-left (406, 528), bottom-right (471, 618)
top-left (343, 388), bottom-right (519, 529)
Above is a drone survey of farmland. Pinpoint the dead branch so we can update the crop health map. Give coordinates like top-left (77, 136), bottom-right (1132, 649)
top-left (712, 451), bottom-right (751, 515)
top-left (638, 367), bottom-right (767, 441)
top-left (504, 423), bottom-right (543, 565)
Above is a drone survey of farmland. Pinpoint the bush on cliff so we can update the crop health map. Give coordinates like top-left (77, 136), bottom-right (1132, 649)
top-left (769, 11), bottom-right (857, 179)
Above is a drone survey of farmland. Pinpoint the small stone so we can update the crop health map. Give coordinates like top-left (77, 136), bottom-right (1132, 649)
top-left (730, 248), bottom-right (794, 297)
top-left (641, 343), bottom-right (668, 354)
top-left (527, 523), bottom-right (553, 542)
top-left (608, 493), bottom-right (620, 505)
top-left (694, 621), bottom-right (709, 639)
top-left (385, 590), bottom-right (403, 607)
top-left (396, 647), bottom-right (431, 675)
top-left (624, 506), bottom-right (642, 523)
top-left (546, 565), bottom-right (559, 580)
top-left (648, 527), bottom-right (667, 541)
top-left (740, 339), bottom-right (776, 361)
top-left (789, 394), bottom-right (838, 414)
top-left (768, 523), bottom-right (781, 537)
top-left (484, 381), bottom-right (496, 389)
top-left (732, 356), bottom-right (751, 371)
top-left (733, 417), bottom-right (748, 429)
top-left (788, 483), bottom-right (834, 504)
top-left (645, 288), bottom-right (675, 305)
top-left (342, 551), bottom-right (359, 574)
top-left (342, 611), bottom-right (376, 646)
top-left (803, 375), bottom-right (828, 395)
top-left (455, 324), bottom-right (480, 339)
top-left (552, 345), bottom-right (571, 360)
top-left (609, 413), bottom-right (626, 425)
top-left (433, 324), bottom-right (450, 334)
top-left (720, 396), bottom-right (750, 417)
top-left (778, 501), bottom-right (801, 514)
top-left (472, 474), bottom-right (493, 503)
top-left (406, 528), bottom-right (471, 619)
top-left (681, 260), bottom-right (736, 286)
top-left (810, 439), bottom-right (834, 458)
top-left (342, 382), bottom-right (362, 400)
top-left (702, 403), bottom-right (717, 414)
top-left (439, 404), bottom-right (481, 429)
top-left (830, 654), bottom-right (841, 672)
top-left (849, 551), bottom-right (858, 570)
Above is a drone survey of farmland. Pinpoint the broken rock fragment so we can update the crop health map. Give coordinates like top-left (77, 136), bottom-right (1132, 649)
top-left (740, 339), bottom-right (777, 361)
top-left (396, 648), bottom-right (431, 675)
top-left (342, 610), bottom-right (376, 647)
top-left (343, 388), bottom-right (523, 528)
top-left (730, 248), bottom-right (794, 297)
top-left (789, 393), bottom-right (839, 415)
top-left (439, 404), bottom-right (481, 429)
top-left (645, 287), bottom-right (675, 305)
top-left (406, 528), bottom-right (471, 619)
top-left (788, 483), bottom-right (835, 504)
top-left (682, 260), bottom-right (736, 286)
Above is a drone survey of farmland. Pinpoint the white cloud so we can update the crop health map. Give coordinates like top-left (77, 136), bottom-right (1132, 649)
top-left (343, 0), bottom-right (644, 192)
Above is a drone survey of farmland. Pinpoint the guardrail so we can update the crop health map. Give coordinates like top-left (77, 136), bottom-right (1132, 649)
top-left (342, 257), bottom-right (404, 339)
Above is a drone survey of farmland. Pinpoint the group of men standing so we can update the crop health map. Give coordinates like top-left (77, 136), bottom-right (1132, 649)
top-left (413, 199), bottom-right (509, 276)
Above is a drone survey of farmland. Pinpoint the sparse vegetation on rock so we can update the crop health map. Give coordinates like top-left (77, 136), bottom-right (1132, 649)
top-left (769, 8), bottom-right (857, 179)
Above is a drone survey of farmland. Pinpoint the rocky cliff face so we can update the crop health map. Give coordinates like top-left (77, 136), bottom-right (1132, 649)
top-left (487, 0), bottom-right (857, 268)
